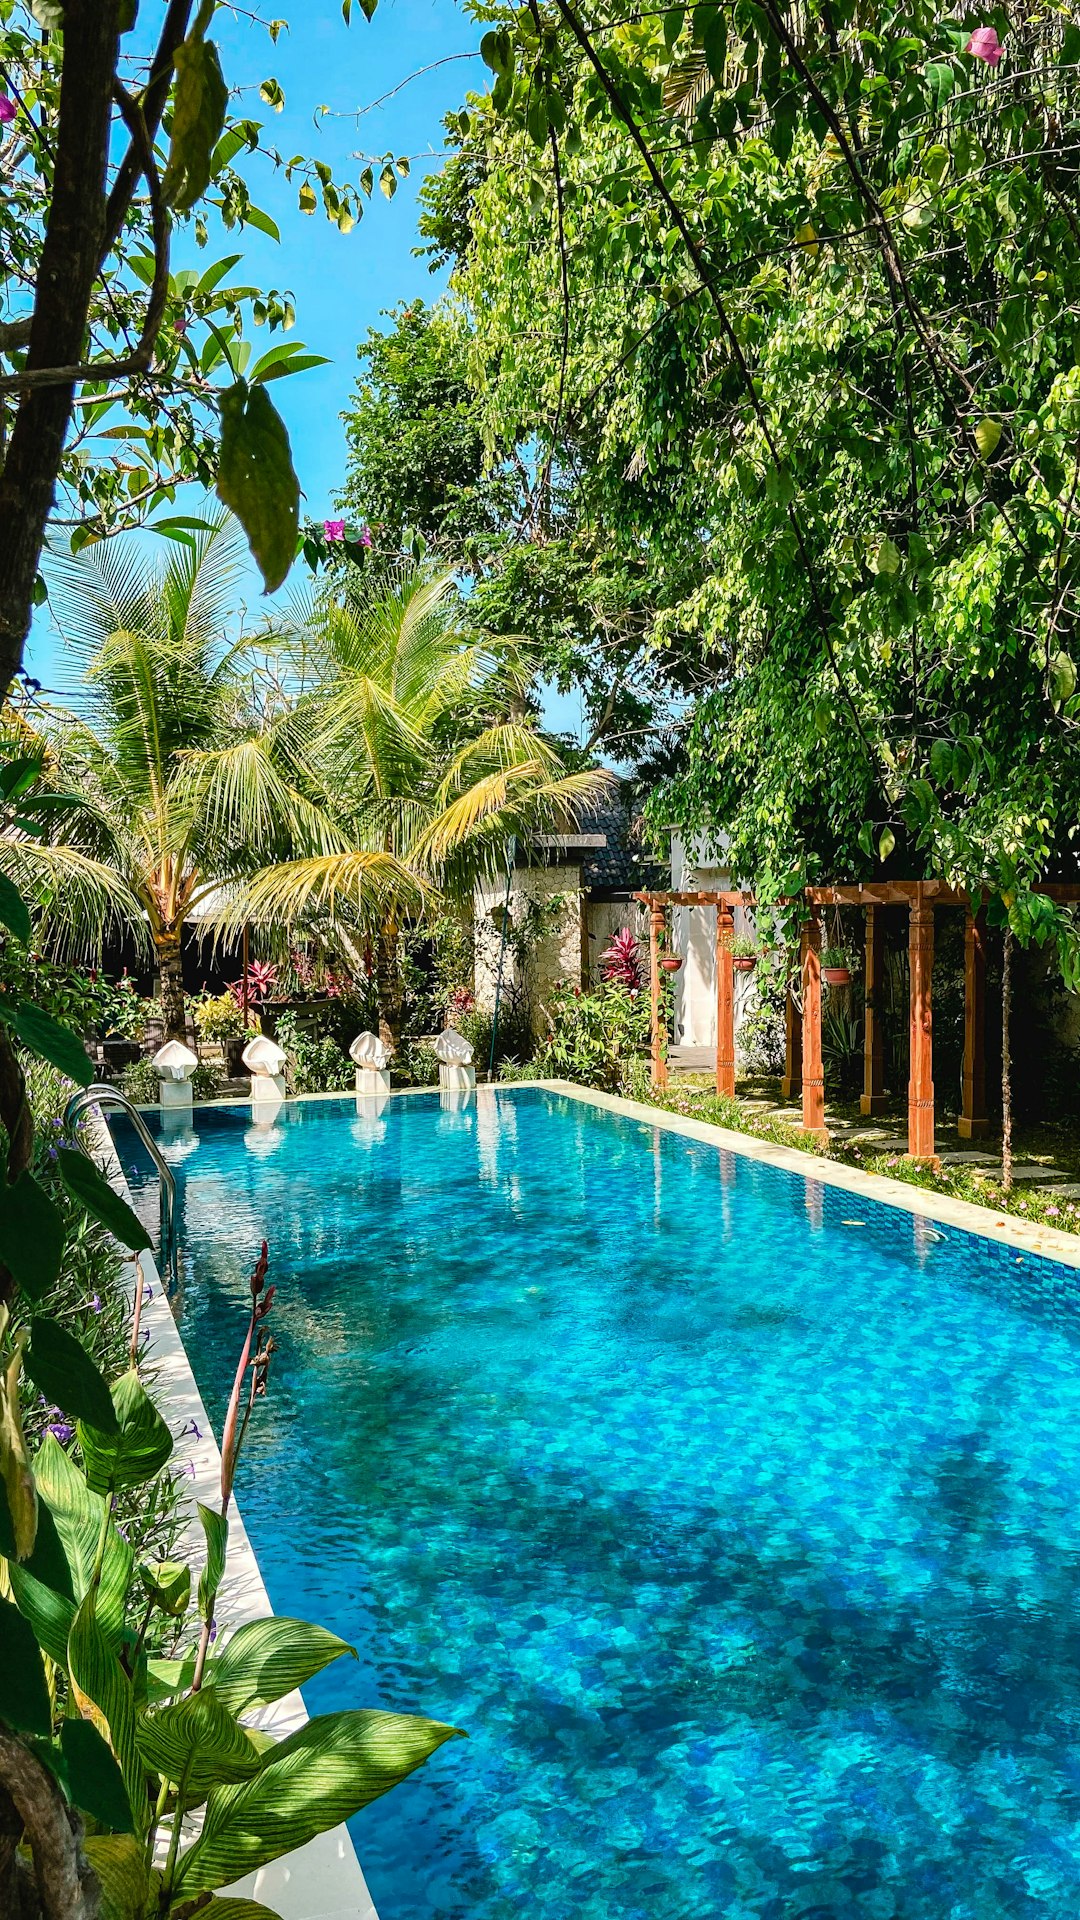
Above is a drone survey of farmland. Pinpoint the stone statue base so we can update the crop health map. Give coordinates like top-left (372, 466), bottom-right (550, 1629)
top-left (159, 1079), bottom-right (193, 1112)
top-left (355, 1066), bottom-right (391, 1096)
top-left (250, 1073), bottom-right (286, 1111)
top-left (439, 1064), bottom-right (476, 1091)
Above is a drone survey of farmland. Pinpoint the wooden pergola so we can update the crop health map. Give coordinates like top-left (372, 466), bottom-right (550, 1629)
top-left (635, 881), bottom-right (1080, 1161)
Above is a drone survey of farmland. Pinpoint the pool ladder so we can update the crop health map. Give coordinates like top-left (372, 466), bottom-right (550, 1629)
top-left (63, 1084), bottom-right (179, 1290)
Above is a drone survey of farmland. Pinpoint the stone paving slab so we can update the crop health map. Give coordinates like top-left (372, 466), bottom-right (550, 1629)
top-left (939, 1150), bottom-right (1001, 1167)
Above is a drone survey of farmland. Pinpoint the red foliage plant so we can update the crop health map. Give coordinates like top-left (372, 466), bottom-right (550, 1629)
top-left (599, 926), bottom-right (645, 992)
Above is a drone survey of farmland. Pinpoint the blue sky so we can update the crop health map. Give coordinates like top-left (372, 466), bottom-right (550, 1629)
top-left (29, 0), bottom-right (475, 678)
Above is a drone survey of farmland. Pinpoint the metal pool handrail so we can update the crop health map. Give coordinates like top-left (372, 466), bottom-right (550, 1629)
top-left (63, 1083), bottom-right (179, 1290)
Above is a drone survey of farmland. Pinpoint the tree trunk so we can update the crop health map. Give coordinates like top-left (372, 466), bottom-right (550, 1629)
top-left (0, 2), bottom-right (122, 705)
top-left (0, 1727), bottom-right (98, 1920)
top-left (156, 930), bottom-right (186, 1045)
top-left (375, 925), bottom-right (403, 1052)
top-left (1001, 927), bottom-right (1013, 1193)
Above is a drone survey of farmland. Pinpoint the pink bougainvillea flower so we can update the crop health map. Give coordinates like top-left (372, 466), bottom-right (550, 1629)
top-left (324, 518), bottom-right (346, 541)
top-left (965, 26), bottom-right (1003, 65)
top-left (358, 524), bottom-right (373, 548)
top-left (0, 96), bottom-right (16, 124)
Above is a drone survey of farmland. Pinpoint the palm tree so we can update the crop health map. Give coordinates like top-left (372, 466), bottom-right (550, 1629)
top-left (214, 563), bottom-right (610, 1044)
top-left (46, 518), bottom-right (331, 1040)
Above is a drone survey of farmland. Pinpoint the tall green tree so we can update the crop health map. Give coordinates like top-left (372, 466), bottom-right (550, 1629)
top-left (376, 0), bottom-right (1080, 966)
top-left (46, 519), bottom-right (329, 1040)
top-left (219, 562), bottom-right (611, 1042)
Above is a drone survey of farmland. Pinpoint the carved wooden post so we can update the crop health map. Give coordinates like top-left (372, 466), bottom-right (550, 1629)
top-left (860, 903), bottom-right (888, 1116)
top-left (782, 928), bottom-right (804, 1101)
top-left (649, 902), bottom-right (667, 1089)
top-left (716, 904), bottom-right (736, 1097)
top-left (907, 890), bottom-right (935, 1159)
top-left (801, 906), bottom-right (827, 1140)
top-left (958, 907), bottom-right (988, 1139)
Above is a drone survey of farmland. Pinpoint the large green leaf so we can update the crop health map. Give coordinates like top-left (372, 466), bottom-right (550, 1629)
top-left (61, 1718), bottom-right (135, 1833)
top-left (57, 1150), bottom-right (153, 1254)
top-left (161, 2), bottom-right (229, 212)
top-left (146, 1652), bottom-right (203, 1702)
top-left (0, 1171), bottom-right (66, 1300)
top-left (213, 1617), bottom-right (356, 1714)
top-left (79, 1368), bottom-right (173, 1495)
top-left (216, 380), bottom-right (300, 593)
top-left (32, 1433), bottom-right (132, 1642)
top-left (68, 1592), bottom-right (145, 1832)
top-left (176, 1709), bottom-right (464, 1893)
top-left (0, 1595), bottom-right (51, 1733)
top-left (7, 1003), bottom-right (93, 1086)
top-left (198, 1501), bottom-right (228, 1623)
top-left (168, 1902), bottom-right (283, 1920)
top-left (0, 1327), bottom-right (36, 1559)
top-left (0, 1475), bottom-right (73, 1594)
top-left (82, 1836), bottom-right (153, 1920)
top-left (7, 1565), bottom-right (74, 1669)
top-left (136, 1688), bottom-right (264, 1795)
top-left (26, 1316), bottom-right (118, 1432)
top-left (0, 871), bottom-right (31, 942)
top-left (139, 1558), bottom-right (191, 1618)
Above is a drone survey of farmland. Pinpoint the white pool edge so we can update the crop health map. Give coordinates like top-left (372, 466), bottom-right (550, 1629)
top-left (87, 1110), bottom-right (375, 1920)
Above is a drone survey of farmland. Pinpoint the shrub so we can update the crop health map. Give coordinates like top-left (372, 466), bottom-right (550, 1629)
top-left (193, 990), bottom-right (249, 1042)
top-left (275, 1010), bottom-right (352, 1093)
top-left (535, 981), bottom-right (652, 1091)
top-left (396, 1041), bottom-right (439, 1087)
top-left (119, 1055), bottom-right (160, 1104)
top-left (599, 926), bottom-right (645, 991)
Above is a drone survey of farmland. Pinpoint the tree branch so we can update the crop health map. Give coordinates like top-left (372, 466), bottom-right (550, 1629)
top-left (0, 1725), bottom-right (98, 1920)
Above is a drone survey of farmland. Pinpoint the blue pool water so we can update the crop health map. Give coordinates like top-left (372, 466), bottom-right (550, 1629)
top-left (117, 1087), bottom-right (1080, 1920)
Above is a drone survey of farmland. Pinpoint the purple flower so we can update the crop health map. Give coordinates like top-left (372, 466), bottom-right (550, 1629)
top-left (358, 524), bottom-right (373, 548)
top-left (47, 1421), bottom-right (74, 1445)
top-left (90, 1294), bottom-right (102, 1313)
top-left (51, 1117), bottom-right (63, 1130)
top-left (965, 26), bottom-right (1003, 64)
top-left (47, 1147), bottom-right (57, 1162)
top-left (144, 1284), bottom-right (153, 1301)
top-left (209, 1619), bottom-right (218, 1643)
top-left (0, 97), bottom-right (15, 125)
top-left (323, 519), bottom-right (345, 542)
top-left (185, 1419), bottom-right (203, 1441)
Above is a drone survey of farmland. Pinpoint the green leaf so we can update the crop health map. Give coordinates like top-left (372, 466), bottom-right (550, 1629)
top-left (139, 1559), bottom-right (191, 1618)
top-left (0, 1595), bottom-right (51, 1733)
top-left (136, 1688), bottom-right (263, 1794)
top-left (379, 161), bottom-right (397, 200)
top-left (878, 826), bottom-right (896, 862)
top-left (168, 1903), bottom-right (284, 1920)
top-left (0, 1472), bottom-right (70, 1593)
top-left (16, 1435), bottom-right (133, 1645)
top-left (975, 416), bottom-right (1002, 458)
top-left (874, 537), bottom-right (901, 577)
top-left (198, 1502), bottom-right (229, 1622)
top-left (67, 1593), bottom-right (143, 1830)
top-left (161, 21), bottom-right (229, 212)
top-left (259, 77), bottom-right (285, 110)
top-left (0, 871), bottom-right (31, 942)
top-left (1051, 651), bottom-right (1077, 704)
top-left (0, 756), bottom-right (43, 800)
top-left (0, 1329), bottom-right (37, 1560)
top-left (216, 380), bottom-right (300, 594)
top-left (213, 1618), bottom-right (357, 1714)
top-left (0, 1171), bottom-right (65, 1300)
top-left (6, 1004), bottom-right (92, 1086)
top-left (78, 1368), bottom-right (174, 1496)
top-left (57, 1150), bottom-right (152, 1254)
top-left (26, 1317), bottom-right (118, 1433)
top-left (175, 1709), bottom-right (465, 1893)
top-left (82, 1835), bottom-right (151, 1920)
top-left (61, 1719), bottom-right (135, 1833)
top-left (929, 738), bottom-right (954, 784)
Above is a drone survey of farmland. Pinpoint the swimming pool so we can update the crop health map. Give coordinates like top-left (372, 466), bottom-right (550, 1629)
top-left (117, 1085), bottom-right (1080, 1920)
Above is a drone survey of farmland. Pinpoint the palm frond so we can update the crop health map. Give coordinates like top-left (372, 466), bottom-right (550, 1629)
top-left (212, 850), bottom-right (427, 936)
top-left (1, 840), bottom-right (148, 961)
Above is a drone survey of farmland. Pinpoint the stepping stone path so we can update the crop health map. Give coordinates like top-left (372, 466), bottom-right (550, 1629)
top-left (939, 1150), bottom-right (1000, 1167)
top-left (1046, 1184), bottom-right (1080, 1200)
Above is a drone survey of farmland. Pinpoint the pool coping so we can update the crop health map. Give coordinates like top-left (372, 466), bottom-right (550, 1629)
top-left (87, 1108), bottom-right (376, 1920)
top-left (535, 1079), bottom-right (1080, 1271)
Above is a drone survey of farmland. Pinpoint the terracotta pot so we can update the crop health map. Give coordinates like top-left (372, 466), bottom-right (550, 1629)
top-left (822, 965), bottom-right (851, 987)
top-left (733, 956), bottom-right (757, 973)
top-left (659, 955), bottom-right (683, 974)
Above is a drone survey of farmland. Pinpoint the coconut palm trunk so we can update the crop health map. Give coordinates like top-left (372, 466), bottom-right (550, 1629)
top-left (376, 922), bottom-right (404, 1051)
top-left (155, 927), bottom-right (187, 1045)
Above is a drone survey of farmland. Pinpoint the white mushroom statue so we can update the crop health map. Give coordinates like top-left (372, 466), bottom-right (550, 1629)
top-left (434, 1025), bottom-right (475, 1091)
top-left (350, 1029), bottom-right (392, 1095)
top-left (241, 1034), bottom-right (288, 1109)
top-left (152, 1040), bottom-right (198, 1111)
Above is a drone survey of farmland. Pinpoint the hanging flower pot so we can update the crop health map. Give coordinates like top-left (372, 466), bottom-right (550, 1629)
top-left (733, 955), bottom-right (757, 973)
top-left (822, 964), bottom-right (852, 987)
top-left (659, 954), bottom-right (683, 974)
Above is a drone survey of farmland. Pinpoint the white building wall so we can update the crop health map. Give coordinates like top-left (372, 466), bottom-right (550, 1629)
top-left (670, 834), bottom-right (758, 1054)
top-left (475, 864), bottom-right (585, 1036)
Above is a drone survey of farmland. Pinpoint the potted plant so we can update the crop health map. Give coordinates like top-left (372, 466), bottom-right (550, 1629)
top-left (659, 951), bottom-right (683, 974)
top-left (821, 945), bottom-right (853, 987)
top-left (730, 934), bottom-right (758, 973)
